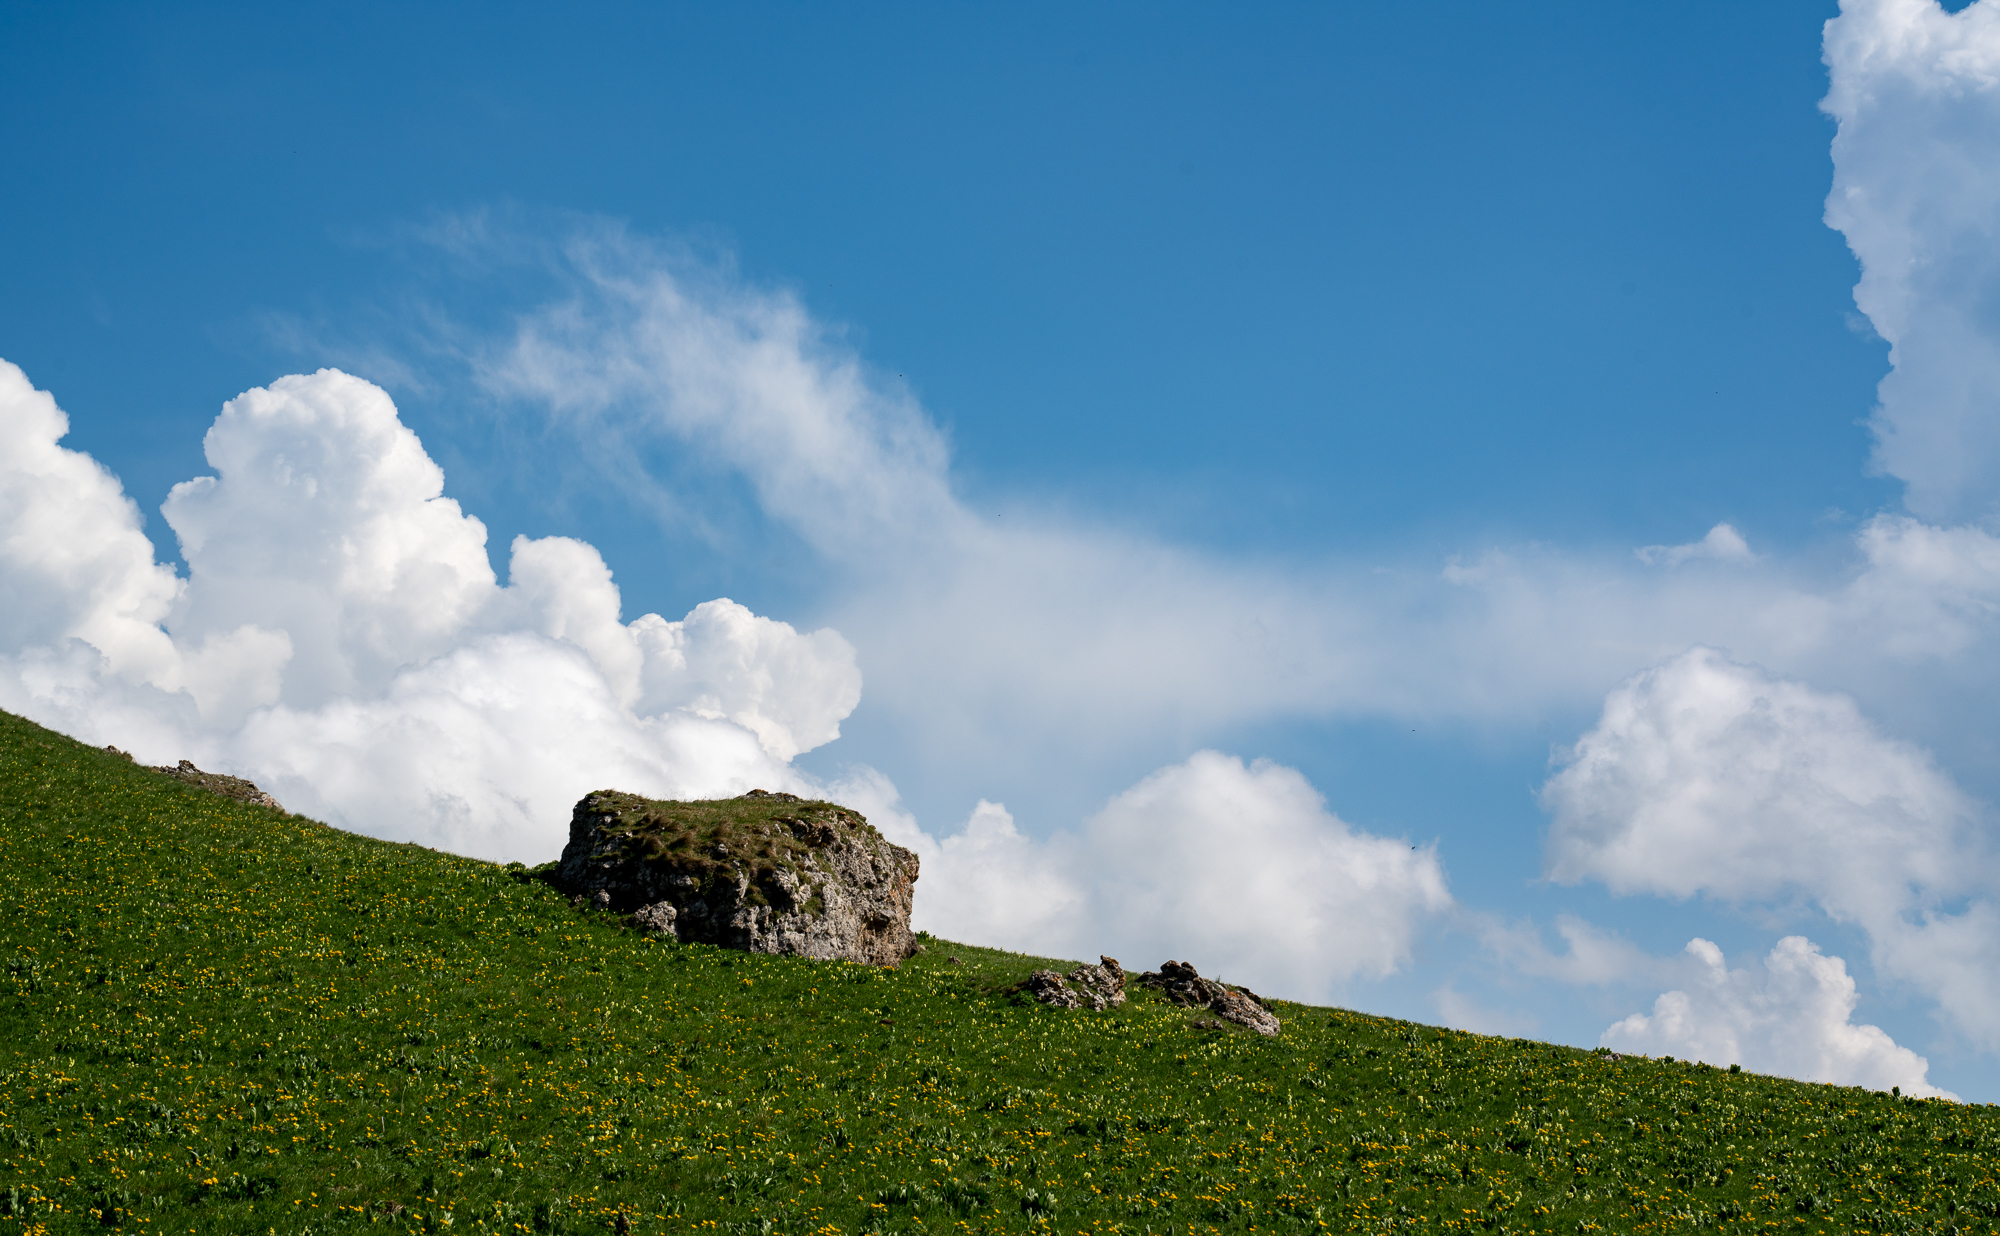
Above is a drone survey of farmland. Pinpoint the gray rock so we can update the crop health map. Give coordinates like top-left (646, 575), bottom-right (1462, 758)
top-left (1068, 956), bottom-right (1127, 1009)
top-left (1139, 959), bottom-right (1281, 1036)
top-left (548, 789), bottom-right (920, 967)
top-left (1019, 969), bottom-right (1084, 1009)
top-left (150, 758), bottom-right (285, 813)
top-left (1015, 956), bottom-right (1127, 1011)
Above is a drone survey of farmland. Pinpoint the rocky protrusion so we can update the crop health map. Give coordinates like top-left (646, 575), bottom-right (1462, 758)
top-left (1069, 956), bottom-right (1127, 1008)
top-left (548, 789), bottom-right (920, 966)
top-left (1015, 956), bottom-right (1127, 1011)
top-left (150, 758), bottom-right (286, 813)
top-left (1139, 960), bottom-right (1281, 1036)
top-left (1019, 969), bottom-right (1084, 1009)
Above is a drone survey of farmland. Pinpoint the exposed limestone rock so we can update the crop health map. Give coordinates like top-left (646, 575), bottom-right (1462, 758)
top-left (1015, 956), bottom-right (1127, 1011)
top-left (1139, 959), bottom-right (1281, 1036)
top-left (548, 789), bottom-right (919, 966)
top-left (1069, 957), bottom-right (1127, 1009)
top-left (150, 758), bottom-right (286, 813)
top-left (1019, 969), bottom-right (1083, 1009)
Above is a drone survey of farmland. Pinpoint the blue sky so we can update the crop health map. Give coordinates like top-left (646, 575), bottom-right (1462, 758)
top-left (9, 0), bottom-right (2000, 1100)
top-left (7, 0), bottom-right (1891, 558)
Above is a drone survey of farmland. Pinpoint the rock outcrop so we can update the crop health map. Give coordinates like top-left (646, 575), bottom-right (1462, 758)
top-left (1139, 959), bottom-right (1281, 1036)
top-left (548, 788), bottom-right (920, 966)
top-left (1016, 957), bottom-right (1127, 1010)
top-left (142, 756), bottom-right (286, 813)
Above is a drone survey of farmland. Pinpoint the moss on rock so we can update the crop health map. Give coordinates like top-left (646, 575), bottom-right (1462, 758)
top-left (550, 788), bottom-right (919, 966)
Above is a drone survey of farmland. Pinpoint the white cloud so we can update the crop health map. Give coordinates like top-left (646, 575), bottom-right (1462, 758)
top-left (0, 362), bottom-right (861, 861)
top-left (159, 369), bottom-right (496, 718)
top-left (0, 358), bottom-right (188, 687)
top-left (480, 228), bottom-right (961, 557)
top-left (1842, 514), bottom-right (2000, 661)
top-left (862, 751), bottom-right (1453, 1001)
top-left (627, 599), bottom-right (862, 762)
top-left (1868, 901), bottom-right (2000, 1053)
top-left (1545, 647), bottom-right (2000, 1047)
top-left (1543, 647), bottom-right (1982, 920)
top-left (230, 634), bottom-right (800, 861)
top-left (1636, 523), bottom-right (1753, 567)
top-left (908, 800), bottom-right (1092, 959)
top-left (1824, 0), bottom-right (2000, 522)
top-left (1082, 752), bottom-right (1451, 990)
top-left (1603, 936), bottom-right (1954, 1098)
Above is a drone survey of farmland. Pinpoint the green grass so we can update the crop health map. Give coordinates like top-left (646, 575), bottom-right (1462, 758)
top-left (2, 708), bottom-right (1998, 1235)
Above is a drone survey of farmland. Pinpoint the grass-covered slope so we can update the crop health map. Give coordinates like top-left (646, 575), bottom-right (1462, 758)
top-left (2, 709), bottom-right (1999, 1235)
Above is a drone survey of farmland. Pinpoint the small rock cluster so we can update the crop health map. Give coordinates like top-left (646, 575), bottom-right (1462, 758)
top-left (1016, 957), bottom-right (1127, 1010)
top-left (1138, 959), bottom-right (1282, 1036)
top-left (1013, 955), bottom-right (1281, 1035)
top-left (117, 749), bottom-right (287, 813)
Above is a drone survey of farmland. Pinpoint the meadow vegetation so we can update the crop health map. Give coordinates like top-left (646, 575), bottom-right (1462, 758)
top-left (2, 707), bottom-right (1998, 1234)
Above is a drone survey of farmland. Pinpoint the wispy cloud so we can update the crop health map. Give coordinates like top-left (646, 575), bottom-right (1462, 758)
top-left (453, 221), bottom-right (2000, 787)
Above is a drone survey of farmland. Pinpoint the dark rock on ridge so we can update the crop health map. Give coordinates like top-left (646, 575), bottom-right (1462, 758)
top-left (549, 788), bottom-right (920, 966)
top-left (1139, 959), bottom-right (1282, 1036)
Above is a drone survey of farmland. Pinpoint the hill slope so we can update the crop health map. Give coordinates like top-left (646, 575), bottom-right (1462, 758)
top-left (1, 708), bottom-right (1996, 1235)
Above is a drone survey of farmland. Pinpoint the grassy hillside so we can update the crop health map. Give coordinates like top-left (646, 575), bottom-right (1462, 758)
top-left (2, 709), bottom-right (1998, 1235)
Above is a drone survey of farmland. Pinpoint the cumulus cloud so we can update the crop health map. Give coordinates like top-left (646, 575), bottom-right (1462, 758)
top-left (1543, 647), bottom-right (1982, 919)
top-left (898, 799), bottom-right (1093, 959)
top-left (0, 359), bottom-right (187, 685)
top-left (1545, 647), bottom-right (2000, 1046)
top-left (855, 751), bottom-right (1453, 1002)
top-left (1603, 937), bottom-right (1954, 1098)
top-left (1824, 0), bottom-right (2000, 521)
top-left (1082, 753), bottom-right (1452, 989)
top-left (0, 362), bottom-right (861, 861)
top-left (625, 599), bottom-right (861, 762)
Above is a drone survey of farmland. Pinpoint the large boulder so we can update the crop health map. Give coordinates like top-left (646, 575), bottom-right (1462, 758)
top-left (548, 788), bottom-right (920, 966)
